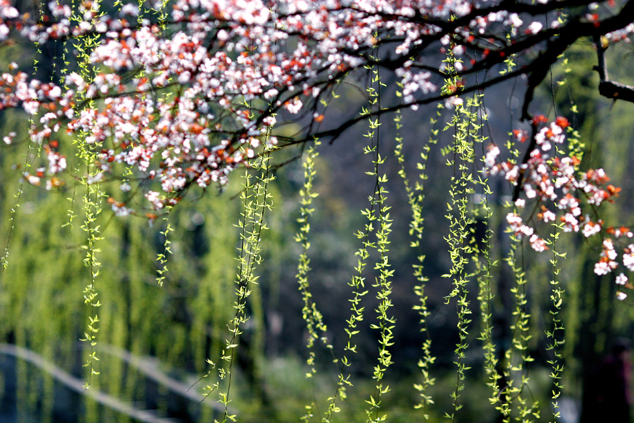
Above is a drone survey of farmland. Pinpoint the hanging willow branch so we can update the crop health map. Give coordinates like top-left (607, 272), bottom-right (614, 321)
top-left (199, 143), bottom-right (274, 422)
top-left (441, 51), bottom-right (481, 422)
top-left (394, 95), bottom-right (439, 419)
top-left (295, 137), bottom-right (332, 422)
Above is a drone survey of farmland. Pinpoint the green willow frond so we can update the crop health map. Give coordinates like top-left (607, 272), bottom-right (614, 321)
top-left (394, 94), bottom-right (439, 419)
top-left (203, 140), bottom-right (275, 422)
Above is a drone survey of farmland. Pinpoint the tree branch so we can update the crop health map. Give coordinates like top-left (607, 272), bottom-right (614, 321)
top-left (594, 34), bottom-right (634, 103)
top-left (598, 80), bottom-right (634, 102)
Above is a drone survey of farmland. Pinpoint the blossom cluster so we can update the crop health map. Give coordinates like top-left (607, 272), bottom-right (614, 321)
top-left (486, 115), bottom-right (633, 300)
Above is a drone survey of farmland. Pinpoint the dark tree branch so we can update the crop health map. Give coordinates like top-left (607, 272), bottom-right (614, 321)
top-left (594, 34), bottom-right (634, 103)
top-left (599, 80), bottom-right (634, 102)
top-left (594, 34), bottom-right (609, 81)
top-left (514, 0), bottom-right (634, 119)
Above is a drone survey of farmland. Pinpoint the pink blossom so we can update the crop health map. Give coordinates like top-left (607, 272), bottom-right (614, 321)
top-left (623, 247), bottom-right (634, 272)
top-left (541, 208), bottom-right (556, 223)
top-left (527, 22), bottom-right (543, 35)
top-left (603, 239), bottom-right (618, 261)
top-left (484, 144), bottom-right (500, 168)
top-left (47, 152), bottom-right (67, 174)
top-left (529, 235), bottom-right (547, 252)
top-left (284, 97), bottom-right (302, 114)
top-left (582, 221), bottom-right (601, 238)
top-left (595, 262), bottom-right (615, 276)
top-left (444, 96), bottom-right (463, 109)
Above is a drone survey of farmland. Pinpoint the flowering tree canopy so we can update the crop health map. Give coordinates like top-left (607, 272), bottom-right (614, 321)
top-left (4, 0), bottom-right (632, 276)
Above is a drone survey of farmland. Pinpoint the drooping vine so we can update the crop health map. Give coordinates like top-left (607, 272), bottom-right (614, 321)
top-left (1, 0), bottom-right (47, 269)
top-left (393, 96), bottom-right (440, 419)
top-left (202, 143), bottom-right (274, 422)
top-left (362, 53), bottom-right (396, 423)
top-left (71, 0), bottom-right (107, 388)
top-left (500, 238), bottom-right (540, 422)
top-left (441, 50), bottom-right (481, 421)
top-left (471, 135), bottom-right (501, 411)
top-left (156, 216), bottom-right (173, 287)
top-left (545, 221), bottom-right (566, 422)
top-left (294, 137), bottom-right (331, 420)
top-left (474, 196), bottom-right (502, 408)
